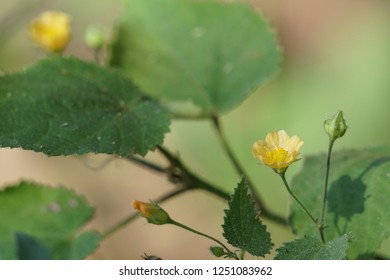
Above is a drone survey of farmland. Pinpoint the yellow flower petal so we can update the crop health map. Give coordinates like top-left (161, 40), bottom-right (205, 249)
top-left (252, 130), bottom-right (303, 172)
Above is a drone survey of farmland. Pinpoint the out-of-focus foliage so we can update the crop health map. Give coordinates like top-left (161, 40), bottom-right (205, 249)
top-left (110, 0), bottom-right (280, 117)
top-left (0, 182), bottom-right (100, 259)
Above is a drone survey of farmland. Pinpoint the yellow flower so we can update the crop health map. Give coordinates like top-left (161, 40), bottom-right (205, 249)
top-left (252, 130), bottom-right (303, 174)
top-left (29, 11), bottom-right (71, 53)
top-left (133, 200), bottom-right (171, 225)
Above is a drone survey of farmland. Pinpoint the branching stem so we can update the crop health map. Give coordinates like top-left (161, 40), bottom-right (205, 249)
top-left (157, 145), bottom-right (286, 225)
top-left (103, 144), bottom-right (287, 239)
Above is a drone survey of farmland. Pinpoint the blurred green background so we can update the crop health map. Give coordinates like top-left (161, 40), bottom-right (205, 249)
top-left (1, 0), bottom-right (390, 259)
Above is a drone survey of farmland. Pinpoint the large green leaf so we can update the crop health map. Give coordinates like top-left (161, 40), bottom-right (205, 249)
top-left (0, 182), bottom-right (100, 259)
top-left (110, 0), bottom-right (280, 117)
top-left (223, 179), bottom-right (273, 257)
top-left (0, 56), bottom-right (170, 156)
top-left (275, 235), bottom-right (349, 260)
top-left (290, 147), bottom-right (390, 259)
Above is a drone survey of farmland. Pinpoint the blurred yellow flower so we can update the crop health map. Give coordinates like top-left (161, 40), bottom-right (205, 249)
top-left (29, 11), bottom-right (71, 53)
top-left (133, 200), bottom-right (171, 225)
top-left (252, 130), bottom-right (303, 173)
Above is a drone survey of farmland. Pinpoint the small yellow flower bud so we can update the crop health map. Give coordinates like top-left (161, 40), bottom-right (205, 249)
top-left (84, 26), bottom-right (105, 51)
top-left (133, 200), bottom-right (171, 225)
top-left (29, 11), bottom-right (71, 53)
top-left (324, 110), bottom-right (347, 141)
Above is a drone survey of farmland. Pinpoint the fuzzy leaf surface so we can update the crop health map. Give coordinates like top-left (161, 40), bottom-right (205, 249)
top-left (0, 56), bottom-right (170, 156)
top-left (223, 179), bottom-right (273, 256)
top-left (275, 235), bottom-right (349, 260)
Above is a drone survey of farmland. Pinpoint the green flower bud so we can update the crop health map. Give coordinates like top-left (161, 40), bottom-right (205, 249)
top-left (84, 26), bottom-right (105, 50)
top-left (324, 110), bottom-right (347, 141)
top-left (209, 246), bottom-right (225, 257)
top-left (133, 200), bottom-right (172, 225)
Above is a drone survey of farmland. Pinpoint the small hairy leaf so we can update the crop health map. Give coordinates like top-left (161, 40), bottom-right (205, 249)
top-left (209, 246), bottom-right (225, 258)
top-left (290, 147), bottom-right (390, 259)
top-left (110, 0), bottom-right (280, 117)
top-left (0, 56), bottom-right (170, 156)
top-left (0, 182), bottom-right (100, 259)
top-left (222, 179), bottom-right (273, 257)
top-left (275, 235), bottom-right (349, 260)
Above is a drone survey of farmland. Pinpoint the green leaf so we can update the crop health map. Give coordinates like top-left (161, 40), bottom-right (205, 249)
top-left (209, 246), bottom-right (225, 258)
top-left (222, 179), bottom-right (273, 257)
top-left (53, 230), bottom-right (101, 260)
top-left (0, 181), bottom-right (100, 259)
top-left (0, 56), bottom-right (170, 156)
top-left (110, 0), bottom-right (281, 117)
top-left (275, 234), bottom-right (349, 260)
top-left (290, 147), bottom-right (390, 259)
top-left (16, 233), bottom-right (52, 260)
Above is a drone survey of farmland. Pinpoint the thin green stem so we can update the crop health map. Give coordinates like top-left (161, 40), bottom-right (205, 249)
top-left (211, 116), bottom-right (246, 177)
top-left (211, 116), bottom-right (263, 211)
top-left (319, 140), bottom-right (335, 243)
top-left (279, 173), bottom-right (318, 228)
top-left (101, 187), bottom-right (187, 239)
top-left (170, 220), bottom-right (238, 260)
